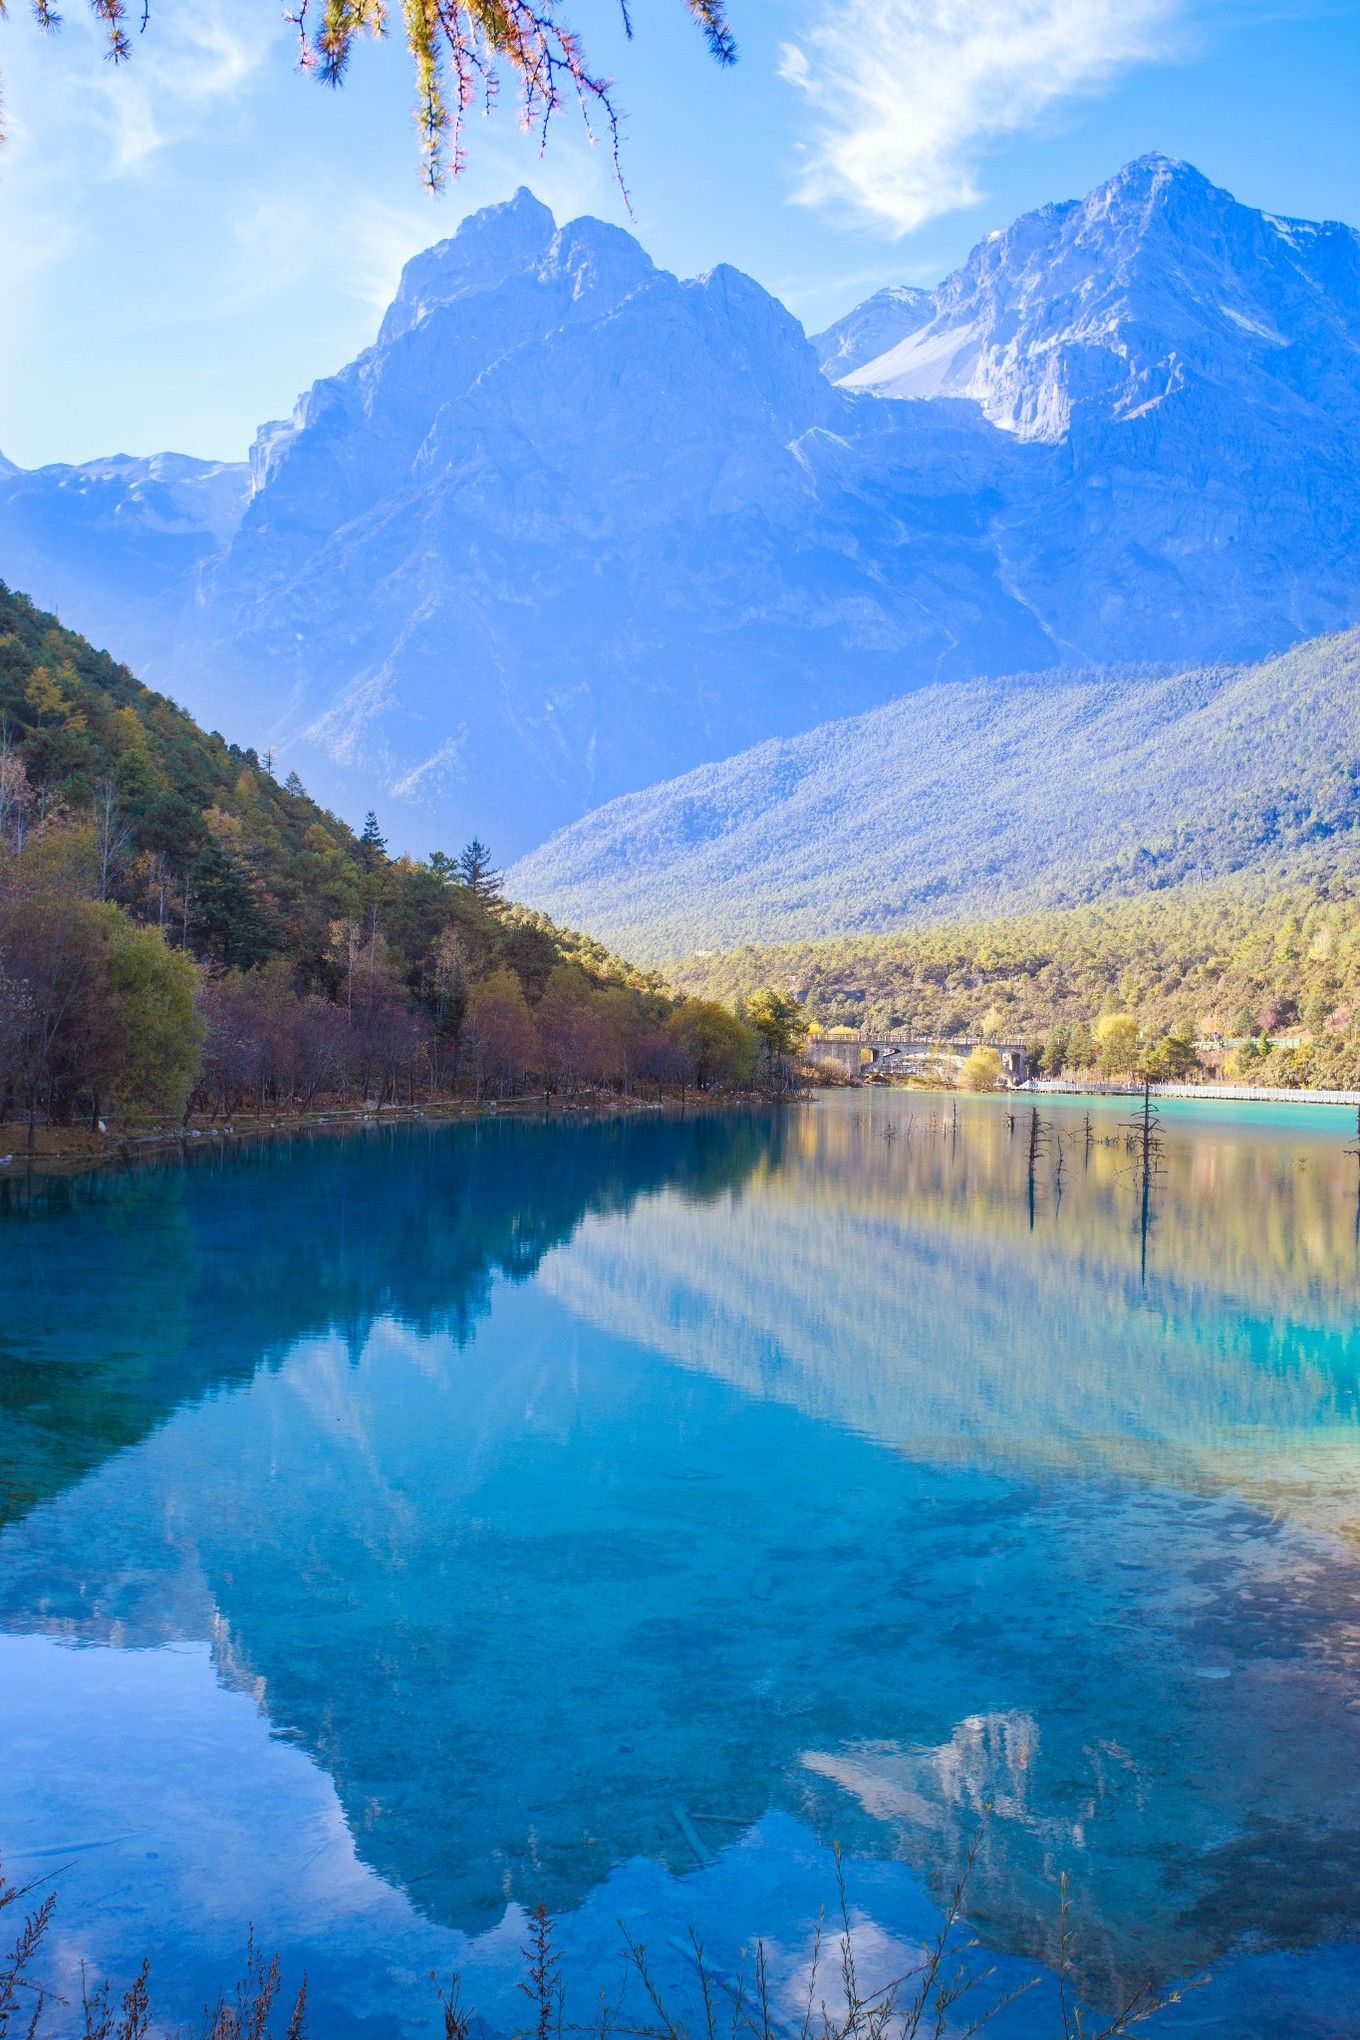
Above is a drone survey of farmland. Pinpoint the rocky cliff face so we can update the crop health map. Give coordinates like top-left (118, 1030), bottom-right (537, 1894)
top-left (3, 158), bottom-right (1360, 856)
top-left (838, 154), bottom-right (1360, 433)
top-left (811, 285), bottom-right (933, 377)
top-left (162, 189), bottom-right (1054, 847)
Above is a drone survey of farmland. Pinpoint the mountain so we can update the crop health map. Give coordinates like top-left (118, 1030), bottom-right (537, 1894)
top-left (835, 155), bottom-right (1360, 441)
top-left (4, 157), bottom-right (1360, 859)
top-left (5, 188), bottom-right (1057, 850)
top-left (0, 451), bottom-right (248, 679)
top-left (810, 285), bottom-right (933, 376)
top-left (507, 628), bottom-right (1360, 958)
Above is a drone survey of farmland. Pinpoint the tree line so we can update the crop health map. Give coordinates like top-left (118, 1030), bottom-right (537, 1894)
top-left (955, 1015), bottom-right (1202, 1091)
top-left (683, 869), bottom-right (1360, 1092)
top-left (0, 586), bottom-right (797, 1142)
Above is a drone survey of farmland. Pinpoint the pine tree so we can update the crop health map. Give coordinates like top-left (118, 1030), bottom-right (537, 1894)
top-left (458, 838), bottom-right (503, 903)
top-left (191, 840), bottom-right (276, 969)
top-left (359, 811), bottom-right (387, 872)
top-left (284, 771), bottom-right (306, 799)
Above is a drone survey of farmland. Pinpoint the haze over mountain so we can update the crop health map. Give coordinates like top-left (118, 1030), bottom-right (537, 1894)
top-left (0, 453), bottom-right (249, 684)
top-left (509, 629), bottom-right (1360, 958)
top-left (2, 154), bottom-right (1359, 861)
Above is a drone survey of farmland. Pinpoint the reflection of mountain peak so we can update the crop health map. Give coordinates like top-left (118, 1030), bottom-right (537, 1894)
top-left (6, 1103), bottom-right (1360, 2002)
top-left (804, 1710), bottom-right (1051, 1848)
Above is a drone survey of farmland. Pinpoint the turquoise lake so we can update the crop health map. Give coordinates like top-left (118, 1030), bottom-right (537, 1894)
top-left (4, 1092), bottom-right (1360, 2035)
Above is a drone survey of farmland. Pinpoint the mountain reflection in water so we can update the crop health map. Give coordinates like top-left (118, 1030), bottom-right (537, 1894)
top-left (3, 1096), bottom-right (1360, 2038)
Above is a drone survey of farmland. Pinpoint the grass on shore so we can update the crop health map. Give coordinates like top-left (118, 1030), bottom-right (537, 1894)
top-left (1, 1842), bottom-right (1200, 2040)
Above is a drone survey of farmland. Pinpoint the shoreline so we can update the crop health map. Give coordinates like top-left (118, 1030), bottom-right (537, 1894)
top-left (0, 1087), bottom-right (794, 1184)
top-left (856, 1075), bottom-right (1360, 1108)
top-left (12, 1070), bottom-right (1348, 1185)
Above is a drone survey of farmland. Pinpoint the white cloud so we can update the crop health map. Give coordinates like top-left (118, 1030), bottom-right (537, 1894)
top-left (778, 0), bottom-right (1187, 233)
top-left (94, 2), bottom-right (278, 173)
top-left (1, 0), bottom-right (278, 179)
top-left (0, 0), bottom-right (277, 315)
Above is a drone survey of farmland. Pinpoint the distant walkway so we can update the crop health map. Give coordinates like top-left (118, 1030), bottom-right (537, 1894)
top-left (806, 1039), bottom-right (1360, 1106)
top-left (1029, 1079), bottom-right (1360, 1107)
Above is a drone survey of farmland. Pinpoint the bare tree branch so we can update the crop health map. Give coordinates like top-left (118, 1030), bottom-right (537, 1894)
top-left (9, 0), bottom-right (736, 190)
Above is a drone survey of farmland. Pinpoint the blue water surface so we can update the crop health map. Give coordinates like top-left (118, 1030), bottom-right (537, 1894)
top-left (3, 1094), bottom-right (1360, 2035)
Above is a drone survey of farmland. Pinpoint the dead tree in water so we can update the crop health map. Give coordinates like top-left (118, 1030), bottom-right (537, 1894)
top-left (1346, 1104), bottom-right (1360, 1243)
top-left (1083, 1111), bottom-right (1094, 1167)
top-left (1025, 1105), bottom-right (1050, 1231)
top-left (1135, 1081), bottom-right (1162, 1182)
top-left (1127, 1081), bottom-right (1165, 1284)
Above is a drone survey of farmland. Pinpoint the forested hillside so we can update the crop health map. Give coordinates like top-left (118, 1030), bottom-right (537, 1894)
top-left (512, 630), bottom-right (1360, 958)
top-left (0, 585), bottom-right (763, 1139)
top-left (673, 869), bottom-right (1360, 1089)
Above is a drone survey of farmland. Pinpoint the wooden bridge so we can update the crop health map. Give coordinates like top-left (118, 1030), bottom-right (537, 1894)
top-left (805, 1032), bottom-right (1031, 1083)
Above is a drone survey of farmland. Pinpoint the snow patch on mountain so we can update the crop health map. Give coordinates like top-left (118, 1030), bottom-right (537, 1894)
top-left (834, 153), bottom-right (1360, 445)
top-left (811, 286), bottom-right (933, 377)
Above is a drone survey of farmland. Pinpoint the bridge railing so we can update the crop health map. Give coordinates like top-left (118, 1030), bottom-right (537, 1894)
top-left (811, 1034), bottom-right (1028, 1054)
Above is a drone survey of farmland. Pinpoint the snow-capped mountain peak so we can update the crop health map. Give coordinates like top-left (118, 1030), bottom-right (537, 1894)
top-left (836, 152), bottom-right (1360, 443)
top-left (811, 285), bottom-right (933, 378)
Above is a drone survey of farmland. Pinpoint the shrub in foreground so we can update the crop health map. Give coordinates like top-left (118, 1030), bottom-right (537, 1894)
top-left (0, 1845), bottom-right (1202, 2040)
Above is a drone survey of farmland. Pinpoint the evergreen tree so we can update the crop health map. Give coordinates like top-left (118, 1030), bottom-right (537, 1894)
top-left (359, 811), bottom-right (387, 872)
top-left (284, 771), bottom-right (306, 798)
top-left (191, 840), bottom-right (275, 969)
top-left (745, 987), bottom-right (807, 1083)
top-left (458, 838), bottom-right (503, 903)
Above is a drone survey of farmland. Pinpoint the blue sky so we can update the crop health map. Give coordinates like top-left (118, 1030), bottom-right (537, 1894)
top-left (2, 0), bottom-right (1357, 467)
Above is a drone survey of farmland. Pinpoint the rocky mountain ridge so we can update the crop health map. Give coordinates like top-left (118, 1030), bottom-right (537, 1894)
top-left (3, 156), bottom-right (1359, 861)
top-left (810, 285), bottom-right (933, 377)
top-left (833, 155), bottom-right (1360, 444)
